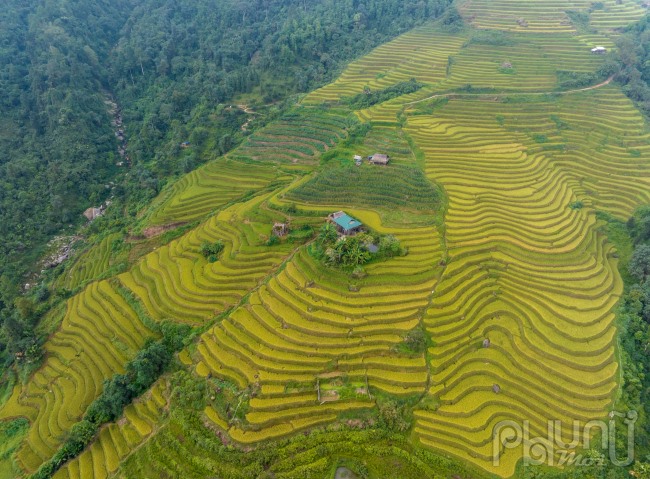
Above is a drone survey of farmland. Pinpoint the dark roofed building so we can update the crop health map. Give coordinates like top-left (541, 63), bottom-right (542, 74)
top-left (328, 211), bottom-right (363, 235)
top-left (369, 153), bottom-right (389, 165)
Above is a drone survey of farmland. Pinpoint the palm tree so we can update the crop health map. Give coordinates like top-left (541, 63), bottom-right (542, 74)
top-left (344, 240), bottom-right (370, 266)
top-left (318, 223), bottom-right (338, 246)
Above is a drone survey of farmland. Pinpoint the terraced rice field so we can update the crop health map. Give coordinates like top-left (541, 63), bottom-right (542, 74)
top-left (121, 193), bottom-right (296, 325)
top-left (52, 381), bottom-right (167, 479)
top-left (116, 416), bottom-right (464, 479)
top-left (305, 25), bottom-right (608, 107)
top-left (361, 126), bottom-right (413, 160)
top-left (286, 164), bottom-right (440, 225)
top-left (147, 158), bottom-right (281, 225)
top-left (195, 215), bottom-right (444, 441)
top-left (401, 89), bottom-right (644, 473)
top-left (297, 15), bottom-right (649, 476)
top-left (57, 234), bottom-right (121, 290)
top-left (0, 281), bottom-right (153, 474)
top-left (147, 108), bottom-right (349, 226)
top-left (458, 0), bottom-right (645, 32)
top-left (230, 108), bottom-right (350, 166)
top-left (588, 1), bottom-right (647, 29)
top-left (443, 34), bottom-right (603, 91)
top-left (303, 27), bottom-right (466, 105)
top-left (5, 5), bottom-right (650, 478)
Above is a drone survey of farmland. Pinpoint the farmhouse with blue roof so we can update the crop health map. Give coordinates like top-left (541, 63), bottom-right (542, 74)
top-left (328, 211), bottom-right (363, 236)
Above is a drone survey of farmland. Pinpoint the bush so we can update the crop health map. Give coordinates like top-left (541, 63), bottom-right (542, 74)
top-left (265, 235), bottom-right (280, 246)
top-left (200, 240), bottom-right (224, 261)
top-left (379, 234), bottom-right (405, 257)
top-left (351, 266), bottom-right (367, 279)
top-left (403, 327), bottom-right (429, 354)
top-left (630, 244), bottom-right (650, 283)
top-left (440, 6), bottom-right (464, 32)
top-left (377, 400), bottom-right (411, 432)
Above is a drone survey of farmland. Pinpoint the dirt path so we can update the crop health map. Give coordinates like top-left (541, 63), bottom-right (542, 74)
top-left (236, 104), bottom-right (257, 132)
top-left (405, 75), bottom-right (615, 106)
top-left (237, 104), bottom-right (255, 115)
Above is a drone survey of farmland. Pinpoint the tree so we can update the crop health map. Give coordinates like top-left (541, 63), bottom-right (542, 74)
top-left (318, 223), bottom-right (338, 245)
top-left (126, 340), bottom-right (170, 394)
top-left (630, 244), bottom-right (650, 283)
top-left (200, 240), bottom-right (225, 262)
top-left (379, 234), bottom-right (402, 257)
top-left (343, 239), bottom-right (370, 266)
top-left (377, 400), bottom-right (411, 432)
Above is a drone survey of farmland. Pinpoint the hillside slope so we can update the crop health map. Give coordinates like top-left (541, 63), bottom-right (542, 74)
top-left (2, 1), bottom-right (650, 478)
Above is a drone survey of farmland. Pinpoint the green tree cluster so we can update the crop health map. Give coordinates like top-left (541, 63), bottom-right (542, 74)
top-left (614, 15), bottom-right (650, 117)
top-left (315, 223), bottom-right (405, 268)
top-left (346, 78), bottom-right (424, 109)
top-left (200, 240), bottom-right (225, 262)
top-left (0, 0), bottom-right (136, 313)
top-left (612, 206), bottom-right (650, 469)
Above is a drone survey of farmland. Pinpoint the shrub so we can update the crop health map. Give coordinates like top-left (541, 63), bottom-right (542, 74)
top-left (266, 235), bottom-right (280, 246)
top-left (351, 266), bottom-right (367, 279)
top-left (379, 235), bottom-right (405, 257)
top-left (403, 327), bottom-right (429, 354)
top-left (286, 203), bottom-right (298, 214)
top-left (377, 400), bottom-right (411, 432)
top-left (440, 6), bottom-right (464, 32)
top-left (200, 240), bottom-right (225, 262)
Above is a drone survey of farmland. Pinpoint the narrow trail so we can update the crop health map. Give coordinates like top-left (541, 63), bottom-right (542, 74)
top-left (236, 104), bottom-right (257, 132)
top-left (404, 74), bottom-right (615, 106)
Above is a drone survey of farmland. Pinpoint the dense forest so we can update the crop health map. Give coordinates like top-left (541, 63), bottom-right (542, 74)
top-left (0, 0), bottom-right (453, 373)
top-left (615, 15), bottom-right (650, 117)
top-left (0, 0), bottom-right (133, 308)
